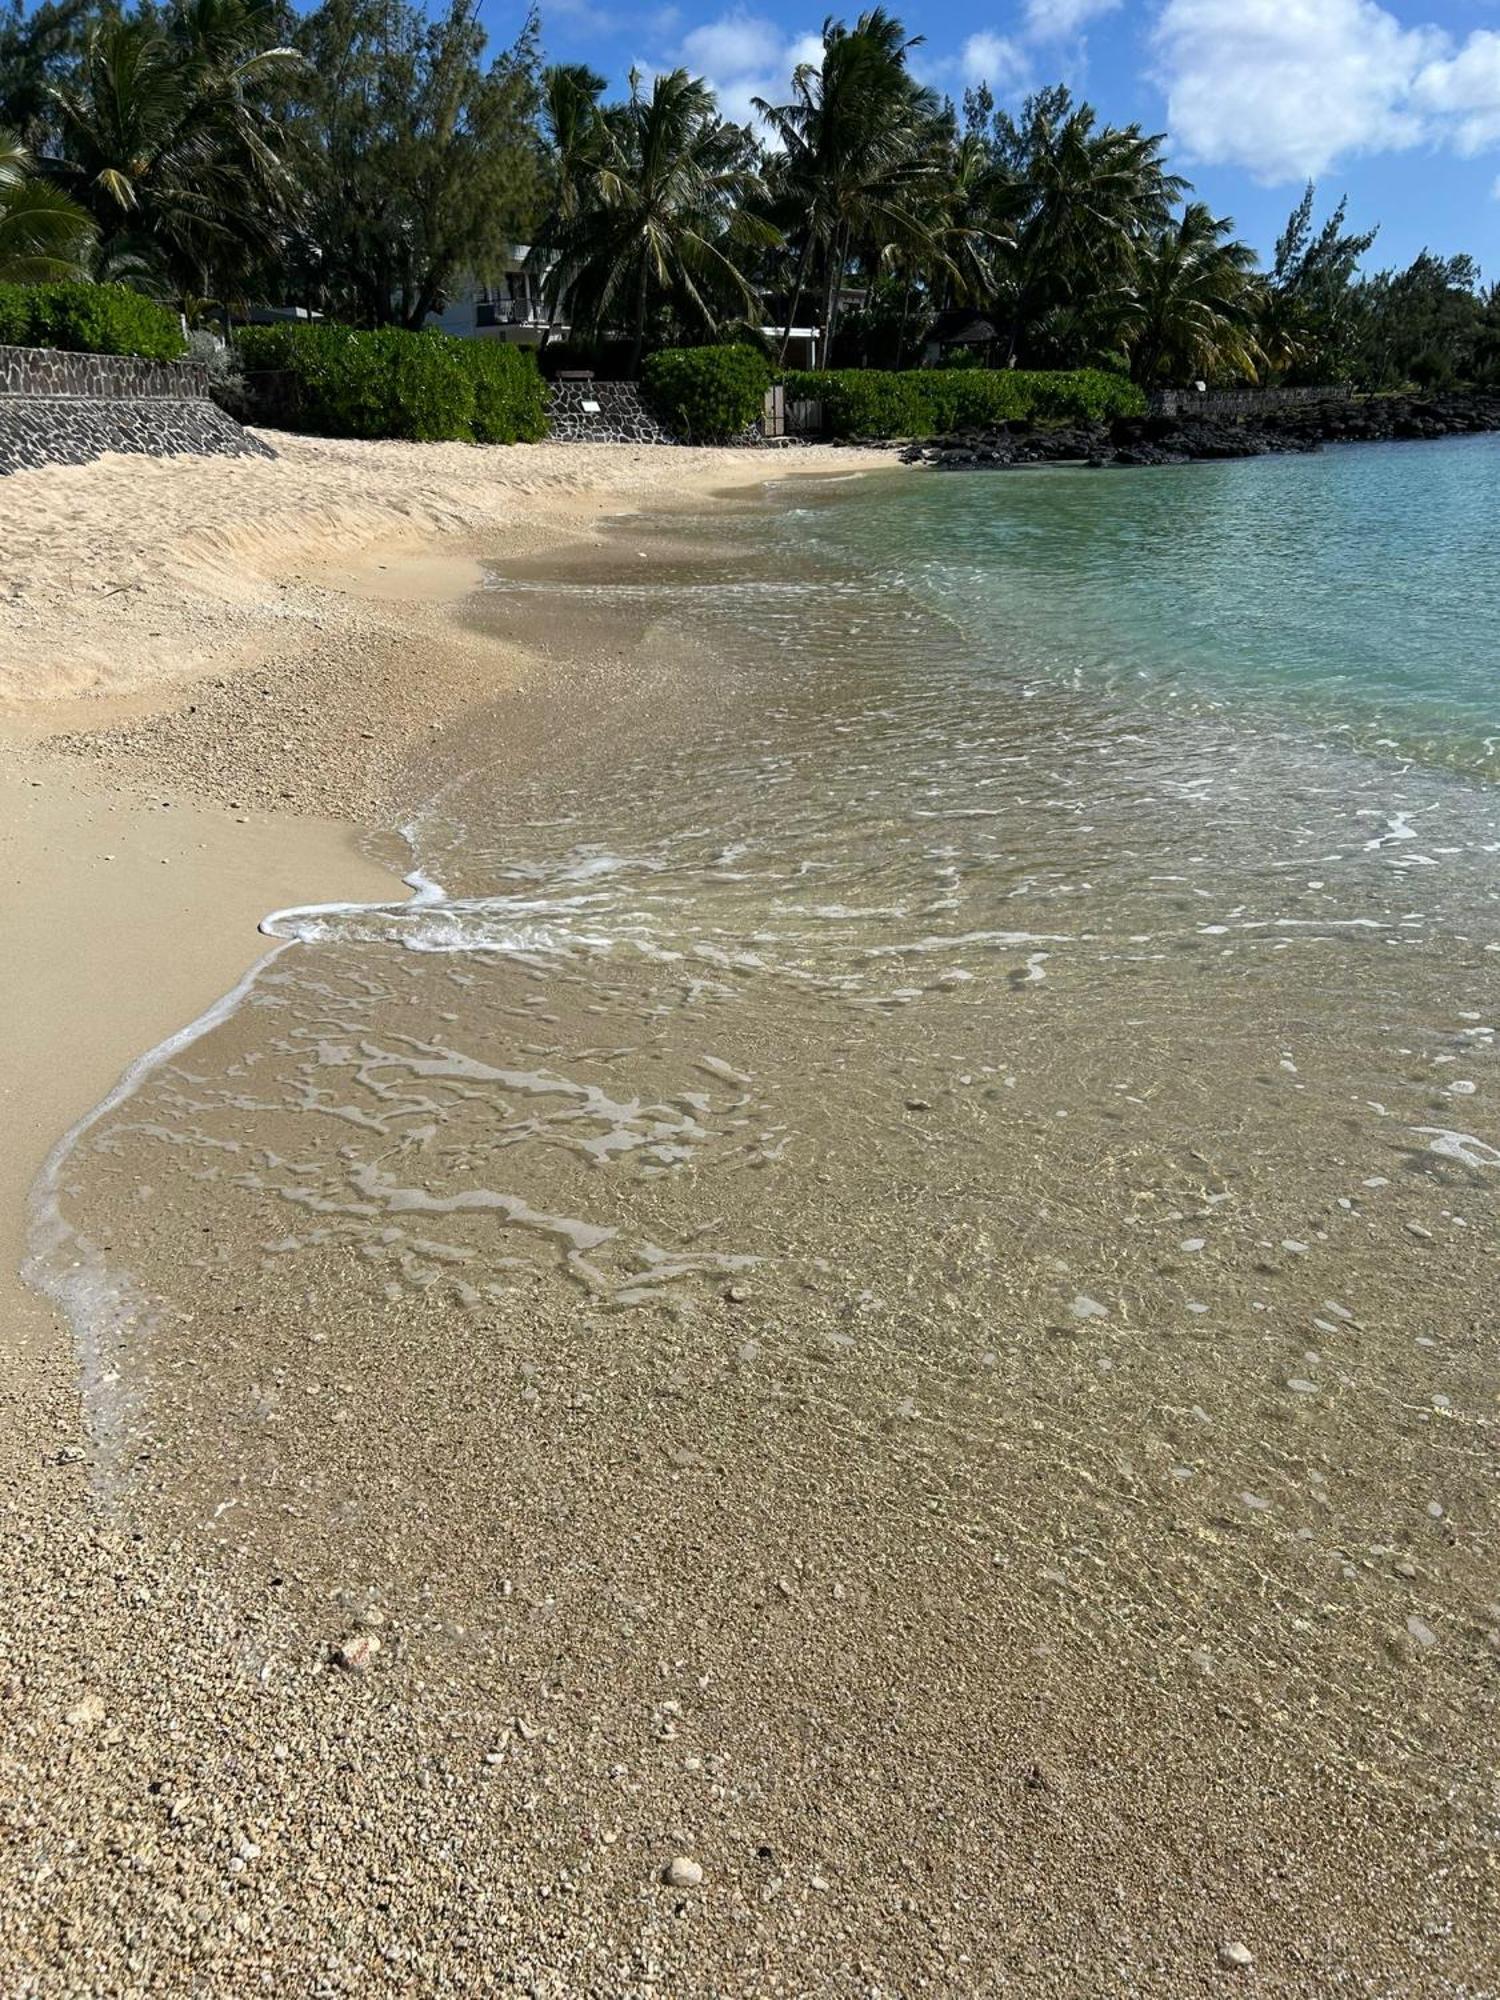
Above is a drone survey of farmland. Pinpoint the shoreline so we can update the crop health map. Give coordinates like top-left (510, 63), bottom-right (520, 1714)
top-left (0, 438), bottom-right (880, 1532)
top-left (0, 449), bottom-right (880, 1542)
top-left (0, 436), bottom-right (896, 1987)
top-left (5, 434), bottom-right (1493, 1994)
top-left (0, 433), bottom-right (883, 1261)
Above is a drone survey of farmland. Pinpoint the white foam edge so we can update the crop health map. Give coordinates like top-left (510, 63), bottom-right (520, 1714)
top-left (24, 864), bottom-right (444, 1470)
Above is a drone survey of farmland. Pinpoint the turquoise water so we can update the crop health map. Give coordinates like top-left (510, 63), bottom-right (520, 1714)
top-left (800, 436), bottom-right (1500, 773)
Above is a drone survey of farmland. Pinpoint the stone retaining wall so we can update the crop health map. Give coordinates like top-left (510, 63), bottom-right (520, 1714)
top-left (547, 380), bottom-right (678, 444)
top-left (0, 343), bottom-right (273, 475)
top-left (1152, 383), bottom-right (1353, 418)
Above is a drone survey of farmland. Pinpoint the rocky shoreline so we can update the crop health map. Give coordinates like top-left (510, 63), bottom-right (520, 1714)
top-left (896, 388), bottom-right (1500, 471)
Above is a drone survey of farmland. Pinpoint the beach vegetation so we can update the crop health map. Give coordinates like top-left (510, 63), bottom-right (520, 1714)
top-left (40, 0), bottom-right (301, 306)
top-left (1125, 203), bottom-right (1264, 388)
top-left (538, 67), bottom-right (775, 378)
top-left (642, 343), bottom-right (770, 441)
top-left (781, 365), bottom-right (1145, 437)
top-left (754, 11), bottom-right (946, 368)
top-left (282, 0), bottom-right (545, 333)
top-left (0, 128), bottom-right (95, 283)
top-left (0, 276), bottom-right (185, 356)
top-left (3, 0), bottom-right (1498, 399)
top-left (234, 320), bottom-right (546, 442)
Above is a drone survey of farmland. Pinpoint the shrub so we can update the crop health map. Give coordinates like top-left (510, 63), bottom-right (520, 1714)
top-left (444, 334), bottom-right (547, 443)
top-left (781, 366), bottom-right (1146, 437)
top-left (234, 322), bottom-right (547, 443)
top-left (783, 367), bottom-right (928, 436)
top-left (186, 328), bottom-right (247, 412)
top-left (642, 344), bottom-right (770, 442)
top-left (0, 282), bottom-right (185, 360)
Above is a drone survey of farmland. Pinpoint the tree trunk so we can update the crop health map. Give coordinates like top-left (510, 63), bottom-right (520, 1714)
top-left (778, 230), bottom-right (815, 366)
top-left (822, 224), bottom-right (849, 369)
top-left (626, 254), bottom-right (650, 379)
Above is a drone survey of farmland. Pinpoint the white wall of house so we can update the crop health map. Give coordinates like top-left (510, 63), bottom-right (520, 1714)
top-left (428, 249), bottom-right (566, 349)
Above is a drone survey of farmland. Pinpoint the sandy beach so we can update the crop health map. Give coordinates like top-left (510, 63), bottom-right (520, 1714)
top-left (1, 433), bottom-right (939, 1996)
top-left (3, 430), bottom-right (1495, 1999)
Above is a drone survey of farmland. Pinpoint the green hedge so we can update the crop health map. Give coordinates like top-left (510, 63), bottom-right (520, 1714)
top-left (642, 344), bottom-right (770, 442)
top-left (780, 367), bottom-right (1145, 436)
top-left (0, 282), bottom-right (186, 361)
top-left (234, 323), bottom-right (548, 443)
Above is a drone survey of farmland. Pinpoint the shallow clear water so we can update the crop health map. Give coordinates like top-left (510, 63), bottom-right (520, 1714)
top-left (34, 441), bottom-right (1500, 1831)
top-left (821, 438), bottom-right (1500, 775)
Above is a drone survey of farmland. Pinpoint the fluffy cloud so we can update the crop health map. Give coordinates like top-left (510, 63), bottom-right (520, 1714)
top-left (961, 31), bottom-right (1027, 89)
top-left (1413, 32), bottom-right (1500, 157)
top-left (1023, 0), bottom-right (1121, 39)
top-left (1154, 0), bottom-right (1500, 182)
top-left (954, 0), bottom-right (1113, 96)
top-left (675, 12), bottom-right (823, 126)
top-left (679, 13), bottom-right (782, 78)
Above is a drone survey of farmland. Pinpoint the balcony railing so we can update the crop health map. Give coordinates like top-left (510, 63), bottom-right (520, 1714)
top-left (476, 299), bottom-right (552, 329)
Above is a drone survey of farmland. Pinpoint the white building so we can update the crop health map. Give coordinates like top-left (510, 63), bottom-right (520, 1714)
top-left (758, 325), bottom-right (823, 369)
top-left (427, 248), bottom-right (564, 349)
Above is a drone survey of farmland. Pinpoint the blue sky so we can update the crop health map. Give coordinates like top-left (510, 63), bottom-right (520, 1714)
top-left (517, 0), bottom-right (1500, 274)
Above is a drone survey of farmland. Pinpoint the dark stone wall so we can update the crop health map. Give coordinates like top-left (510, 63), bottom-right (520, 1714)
top-left (1152, 383), bottom-right (1354, 419)
top-left (0, 344), bottom-right (273, 475)
top-left (547, 381), bottom-right (679, 444)
top-left (0, 396), bottom-right (274, 474)
top-left (0, 344), bottom-right (210, 400)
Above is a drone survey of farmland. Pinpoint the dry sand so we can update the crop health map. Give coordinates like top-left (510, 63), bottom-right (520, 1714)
top-left (0, 429), bottom-right (877, 705)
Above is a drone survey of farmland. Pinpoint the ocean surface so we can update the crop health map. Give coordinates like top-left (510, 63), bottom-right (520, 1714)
top-left (34, 437), bottom-right (1500, 1832)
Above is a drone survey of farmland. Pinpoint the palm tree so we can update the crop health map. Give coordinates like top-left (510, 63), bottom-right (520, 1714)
top-left (0, 127), bottom-right (95, 281)
top-left (989, 86), bottom-right (1185, 367)
top-left (0, 0), bottom-right (91, 147)
top-left (756, 10), bottom-right (941, 365)
top-left (528, 63), bottom-right (607, 344)
top-left (546, 68), bottom-right (774, 376)
top-left (932, 128), bottom-right (1010, 309)
top-left (1127, 202), bottom-right (1262, 386)
top-left (43, 0), bottom-right (300, 303)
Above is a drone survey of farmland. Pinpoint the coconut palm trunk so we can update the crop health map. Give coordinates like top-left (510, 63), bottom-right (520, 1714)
top-left (627, 248), bottom-right (651, 377)
top-left (778, 229), bottom-right (815, 365)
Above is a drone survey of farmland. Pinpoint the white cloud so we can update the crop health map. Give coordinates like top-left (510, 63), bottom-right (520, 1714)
top-left (1413, 32), bottom-right (1500, 156)
top-left (679, 12), bottom-right (782, 79)
top-left (1024, 0), bottom-right (1121, 39)
top-left (961, 31), bottom-right (1027, 89)
top-left (1154, 0), bottom-right (1500, 182)
top-left (674, 13), bottom-right (823, 129)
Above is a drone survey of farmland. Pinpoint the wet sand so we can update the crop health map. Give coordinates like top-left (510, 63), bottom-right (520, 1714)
top-left (2, 442), bottom-right (1496, 1998)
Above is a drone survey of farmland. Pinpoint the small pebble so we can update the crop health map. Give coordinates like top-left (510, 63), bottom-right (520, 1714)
top-left (663, 1856), bottom-right (703, 1889)
top-left (333, 1632), bottom-right (381, 1673)
top-left (1217, 1940), bottom-right (1254, 1971)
